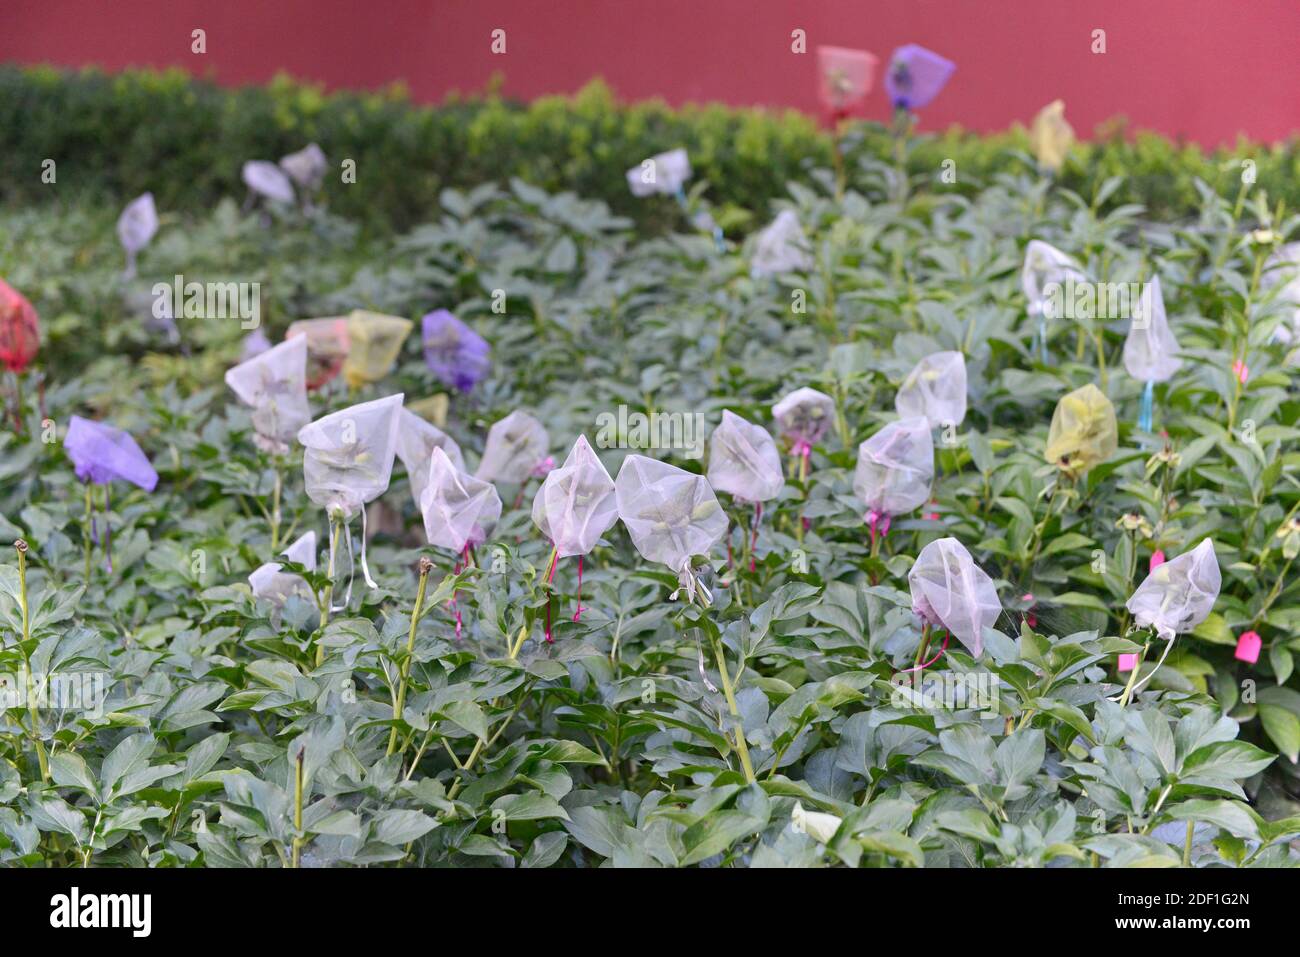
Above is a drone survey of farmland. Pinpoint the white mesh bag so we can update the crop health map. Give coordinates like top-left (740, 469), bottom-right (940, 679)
top-left (895, 351), bottom-right (967, 427)
top-left (908, 537), bottom-right (1001, 657)
top-left (117, 193), bottom-right (159, 278)
top-left (279, 143), bottom-right (328, 191)
top-left (249, 530), bottom-right (318, 608)
top-left (475, 410), bottom-right (550, 485)
top-left (626, 148), bottom-right (692, 198)
top-left (1123, 275), bottom-right (1183, 383)
top-left (422, 447), bottom-right (503, 553)
top-left (771, 387), bottom-right (836, 449)
top-left (224, 335), bottom-right (311, 453)
top-left (531, 435), bottom-right (618, 558)
top-left (1022, 239), bottom-right (1086, 318)
top-left (395, 407), bottom-right (465, 508)
top-left (1125, 538), bottom-right (1220, 641)
top-left (297, 393), bottom-right (403, 519)
top-left (615, 454), bottom-right (727, 602)
top-left (853, 416), bottom-right (934, 517)
top-left (707, 410), bottom-right (783, 503)
top-left (242, 160), bottom-right (296, 205)
top-left (751, 210), bottom-right (813, 278)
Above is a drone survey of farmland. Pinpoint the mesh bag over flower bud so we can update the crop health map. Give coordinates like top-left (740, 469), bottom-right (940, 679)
top-left (908, 537), bottom-right (1001, 657)
top-left (626, 148), bottom-right (692, 198)
top-left (1029, 100), bottom-right (1075, 173)
top-left (476, 410), bottom-right (550, 485)
top-left (224, 335), bottom-right (311, 453)
top-left (885, 44), bottom-right (955, 110)
top-left (422, 446), bottom-right (502, 553)
top-left (422, 309), bottom-right (491, 393)
top-left (751, 210), bottom-right (813, 278)
top-left (297, 393), bottom-right (403, 519)
top-left (286, 317), bottom-right (350, 389)
top-left (532, 435), bottom-right (618, 558)
top-left (1123, 275), bottom-right (1183, 383)
top-left (64, 416), bottom-right (159, 491)
top-left (853, 416), bottom-right (934, 517)
top-left (615, 454), bottom-right (727, 573)
top-left (1125, 538), bottom-right (1220, 641)
top-left (707, 410), bottom-right (784, 503)
top-left (279, 143), bottom-right (327, 191)
top-left (771, 387), bottom-right (836, 449)
top-left (117, 193), bottom-right (158, 278)
top-left (342, 310), bottom-right (412, 389)
top-left (895, 351), bottom-right (967, 427)
top-left (0, 278), bottom-right (40, 373)
top-left (242, 160), bottom-right (296, 205)
top-left (1044, 383), bottom-right (1117, 476)
top-left (1022, 240), bottom-right (1086, 317)
top-left (395, 406), bottom-right (465, 508)
top-left (249, 530), bottom-right (317, 607)
top-left (817, 45), bottom-right (878, 113)
top-left (240, 328), bottom-right (272, 362)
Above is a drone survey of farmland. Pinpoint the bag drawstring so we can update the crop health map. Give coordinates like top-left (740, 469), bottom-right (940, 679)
top-left (328, 512), bottom-right (354, 613)
top-left (695, 629), bottom-right (719, 694)
top-left (359, 503), bottom-right (378, 589)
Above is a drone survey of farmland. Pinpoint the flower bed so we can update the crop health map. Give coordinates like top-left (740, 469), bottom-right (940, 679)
top-left (0, 65), bottom-right (1298, 868)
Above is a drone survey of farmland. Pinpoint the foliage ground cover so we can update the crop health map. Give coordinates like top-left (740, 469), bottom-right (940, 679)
top-left (1, 82), bottom-right (1300, 868)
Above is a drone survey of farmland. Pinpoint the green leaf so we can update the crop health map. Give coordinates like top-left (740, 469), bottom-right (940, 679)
top-left (1165, 800), bottom-right (1261, 841)
top-left (491, 792), bottom-right (570, 822)
top-left (1258, 703), bottom-right (1300, 764)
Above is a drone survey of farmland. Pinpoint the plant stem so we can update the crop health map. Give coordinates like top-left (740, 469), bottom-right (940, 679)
top-left (711, 633), bottom-right (756, 784)
top-left (269, 462), bottom-right (282, 552)
top-left (15, 541), bottom-right (50, 783)
top-left (1118, 639), bottom-right (1149, 708)
top-left (83, 482), bottom-right (93, 582)
top-left (14, 540), bottom-right (50, 780)
top-left (444, 625), bottom-right (529, 802)
top-left (388, 557), bottom-right (433, 757)
top-left (314, 512), bottom-right (343, 666)
top-left (291, 746), bottom-right (304, 868)
top-left (1182, 819), bottom-right (1194, 866)
top-left (913, 621), bottom-right (932, 671)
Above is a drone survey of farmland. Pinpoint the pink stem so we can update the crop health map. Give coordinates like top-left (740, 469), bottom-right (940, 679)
top-left (898, 630), bottom-right (950, 674)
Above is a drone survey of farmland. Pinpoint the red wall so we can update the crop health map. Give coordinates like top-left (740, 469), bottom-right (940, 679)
top-left (2, 0), bottom-right (1297, 145)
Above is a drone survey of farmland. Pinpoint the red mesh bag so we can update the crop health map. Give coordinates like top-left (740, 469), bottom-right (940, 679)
top-left (0, 279), bottom-right (39, 372)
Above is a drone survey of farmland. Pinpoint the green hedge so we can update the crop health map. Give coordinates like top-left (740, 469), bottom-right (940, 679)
top-left (1, 65), bottom-right (1298, 232)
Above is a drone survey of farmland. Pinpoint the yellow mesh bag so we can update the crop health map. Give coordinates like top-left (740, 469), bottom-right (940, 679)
top-left (343, 310), bottom-right (412, 388)
top-left (1044, 383), bottom-right (1117, 477)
